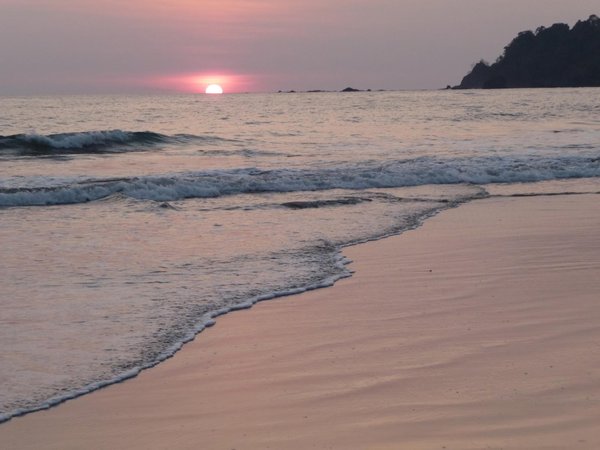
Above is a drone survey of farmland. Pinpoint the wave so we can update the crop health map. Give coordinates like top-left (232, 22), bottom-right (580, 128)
top-left (0, 155), bottom-right (598, 207)
top-left (0, 130), bottom-right (225, 156)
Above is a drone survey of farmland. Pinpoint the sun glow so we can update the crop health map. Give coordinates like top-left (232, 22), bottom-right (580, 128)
top-left (150, 72), bottom-right (252, 93)
top-left (205, 84), bottom-right (224, 94)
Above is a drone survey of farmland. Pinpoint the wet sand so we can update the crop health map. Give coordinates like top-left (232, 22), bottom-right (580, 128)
top-left (1, 194), bottom-right (599, 450)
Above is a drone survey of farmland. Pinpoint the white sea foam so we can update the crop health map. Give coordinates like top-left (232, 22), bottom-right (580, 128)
top-left (0, 246), bottom-right (356, 424)
top-left (0, 155), bottom-right (597, 207)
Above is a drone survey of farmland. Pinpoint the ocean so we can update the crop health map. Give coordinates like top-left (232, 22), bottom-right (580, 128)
top-left (1, 89), bottom-right (599, 422)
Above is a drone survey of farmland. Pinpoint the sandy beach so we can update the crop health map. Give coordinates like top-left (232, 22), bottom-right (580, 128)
top-left (1, 193), bottom-right (599, 450)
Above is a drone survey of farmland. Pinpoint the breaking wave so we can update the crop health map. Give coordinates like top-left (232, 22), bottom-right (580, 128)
top-left (0, 130), bottom-right (225, 156)
top-left (0, 154), bottom-right (598, 207)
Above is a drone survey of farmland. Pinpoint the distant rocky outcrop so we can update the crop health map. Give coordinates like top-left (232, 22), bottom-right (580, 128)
top-left (277, 87), bottom-right (375, 93)
top-left (455, 15), bottom-right (600, 89)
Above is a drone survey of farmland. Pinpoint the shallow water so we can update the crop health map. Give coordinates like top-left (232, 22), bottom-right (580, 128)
top-left (0, 89), bottom-right (599, 421)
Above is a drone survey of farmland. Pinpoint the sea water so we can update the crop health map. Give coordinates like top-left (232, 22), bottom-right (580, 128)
top-left (1, 89), bottom-right (599, 422)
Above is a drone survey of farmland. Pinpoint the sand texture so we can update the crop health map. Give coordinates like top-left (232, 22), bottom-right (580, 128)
top-left (1, 194), bottom-right (599, 450)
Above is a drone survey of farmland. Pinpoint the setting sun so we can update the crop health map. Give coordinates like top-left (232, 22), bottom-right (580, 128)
top-left (205, 84), bottom-right (224, 94)
top-left (149, 73), bottom-right (249, 93)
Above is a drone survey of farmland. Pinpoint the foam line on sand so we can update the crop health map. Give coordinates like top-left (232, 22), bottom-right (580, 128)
top-left (1, 194), bottom-right (599, 450)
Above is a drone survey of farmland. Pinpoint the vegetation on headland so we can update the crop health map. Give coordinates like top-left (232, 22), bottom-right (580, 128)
top-left (454, 15), bottom-right (600, 89)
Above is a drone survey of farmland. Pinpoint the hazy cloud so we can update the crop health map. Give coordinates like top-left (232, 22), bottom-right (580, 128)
top-left (0, 0), bottom-right (597, 93)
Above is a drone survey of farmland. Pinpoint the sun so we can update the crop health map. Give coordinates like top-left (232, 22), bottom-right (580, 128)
top-left (205, 84), bottom-right (224, 94)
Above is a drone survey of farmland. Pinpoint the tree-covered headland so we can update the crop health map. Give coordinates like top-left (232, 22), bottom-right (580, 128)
top-left (456, 15), bottom-right (600, 89)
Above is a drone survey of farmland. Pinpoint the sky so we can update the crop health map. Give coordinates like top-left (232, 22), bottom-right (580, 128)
top-left (0, 0), bottom-right (598, 94)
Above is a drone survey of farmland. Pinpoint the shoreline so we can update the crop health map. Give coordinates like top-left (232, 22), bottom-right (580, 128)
top-left (2, 193), bottom-right (600, 449)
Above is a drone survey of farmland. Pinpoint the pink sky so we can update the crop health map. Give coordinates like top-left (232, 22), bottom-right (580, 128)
top-left (0, 0), bottom-right (598, 94)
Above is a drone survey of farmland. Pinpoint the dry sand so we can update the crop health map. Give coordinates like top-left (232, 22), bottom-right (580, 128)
top-left (1, 194), bottom-right (599, 450)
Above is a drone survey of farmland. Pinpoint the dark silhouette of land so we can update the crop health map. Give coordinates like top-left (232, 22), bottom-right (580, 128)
top-left (455, 15), bottom-right (600, 89)
top-left (277, 87), bottom-right (378, 94)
